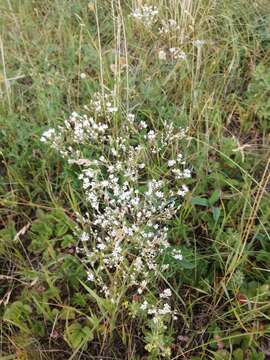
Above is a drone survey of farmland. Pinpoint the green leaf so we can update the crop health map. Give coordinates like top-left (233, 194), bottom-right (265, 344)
top-left (32, 321), bottom-right (45, 337)
top-left (191, 197), bottom-right (209, 207)
top-left (212, 207), bottom-right (221, 222)
top-left (233, 348), bottom-right (244, 360)
top-left (209, 190), bottom-right (221, 206)
top-left (3, 301), bottom-right (32, 332)
top-left (72, 292), bottom-right (87, 307)
top-left (64, 322), bottom-right (93, 349)
top-left (55, 222), bottom-right (69, 237)
top-left (61, 234), bottom-right (75, 248)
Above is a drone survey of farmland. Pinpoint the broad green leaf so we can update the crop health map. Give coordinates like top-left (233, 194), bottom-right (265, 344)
top-left (191, 197), bottom-right (209, 207)
top-left (212, 207), bottom-right (221, 222)
top-left (209, 190), bottom-right (221, 206)
top-left (64, 322), bottom-right (93, 349)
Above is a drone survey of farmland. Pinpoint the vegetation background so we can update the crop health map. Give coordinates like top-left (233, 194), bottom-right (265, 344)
top-left (0, 0), bottom-right (270, 359)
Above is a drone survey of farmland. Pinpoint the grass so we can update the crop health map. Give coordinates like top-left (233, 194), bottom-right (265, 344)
top-left (0, 0), bottom-right (270, 359)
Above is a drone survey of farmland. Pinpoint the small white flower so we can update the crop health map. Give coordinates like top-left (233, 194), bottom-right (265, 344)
top-left (183, 169), bottom-right (191, 178)
top-left (169, 48), bottom-right (187, 60)
top-left (40, 128), bottom-right (56, 142)
top-left (161, 264), bottom-right (169, 271)
top-left (80, 232), bottom-right (89, 242)
top-left (178, 184), bottom-right (189, 197)
top-left (127, 113), bottom-right (135, 122)
top-left (158, 303), bottom-right (171, 315)
top-left (140, 300), bottom-right (148, 310)
top-left (155, 191), bottom-right (164, 199)
top-left (97, 243), bottom-right (106, 250)
top-left (147, 130), bottom-right (156, 140)
top-left (148, 308), bottom-right (157, 315)
top-left (193, 39), bottom-right (206, 47)
top-left (177, 153), bottom-right (183, 162)
top-left (158, 50), bottom-right (167, 60)
top-left (80, 73), bottom-right (87, 79)
top-left (87, 272), bottom-right (94, 281)
top-left (172, 249), bottom-right (183, 261)
top-left (168, 159), bottom-right (176, 167)
top-left (139, 120), bottom-right (148, 129)
top-left (182, 184), bottom-right (189, 193)
top-left (141, 280), bottom-right (147, 288)
top-left (160, 288), bottom-right (172, 299)
top-left (131, 5), bottom-right (158, 27)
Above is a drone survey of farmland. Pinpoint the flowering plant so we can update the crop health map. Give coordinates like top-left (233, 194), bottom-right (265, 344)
top-left (41, 89), bottom-right (191, 356)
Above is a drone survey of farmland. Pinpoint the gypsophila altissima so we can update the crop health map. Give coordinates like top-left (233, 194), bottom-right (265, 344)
top-left (41, 89), bottom-right (191, 328)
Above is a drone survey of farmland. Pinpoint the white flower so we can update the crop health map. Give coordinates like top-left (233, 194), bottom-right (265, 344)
top-left (158, 303), bottom-right (171, 315)
top-left (141, 280), bottom-right (147, 288)
top-left (182, 184), bottom-right (189, 193)
top-left (148, 308), bottom-right (157, 315)
top-left (155, 191), bottom-right (164, 199)
top-left (160, 288), bottom-right (172, 299)
top-left (87, 272), bottom-right (94, 281)
top-left (169, 48), bottom-right (187, 60)
top-left (168, 159), bottom-right (176, 167)
top-left (158, 50), bottom-right (167, 60)
top-left (178, 184), bottom-right (189, 197)
top-left (131, 5), bottom-right (158, 27)
top-left (40, 128), bottom-right (56, 142)
top-left (147, 130), bottom-right (156, 140)
top-left (193, 39), bottom-right (206, 47)
top-left (97, 243), bottom-right (106, 250)
top-left (140, 301), bottom-right (148, 310)
top-left (159, 19), bottom-right (180, 34)
top-left (127, 113), bottom-right (135, 122)
top-left (172, 249), bottom-right (183, 261)
top-left (183, 169), bottom-right (191, 178)
top-left (139, 120), bottom-right (148, 129)
top-left (177, 153), bottom-right (183, 162)
top-left (80, 232), bottom-right (89, 242)
top-left (80, 73), bottom-right (86, 79)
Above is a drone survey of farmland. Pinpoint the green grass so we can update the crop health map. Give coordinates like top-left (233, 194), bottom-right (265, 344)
top-left (1, 0), bottom-right (270, 359)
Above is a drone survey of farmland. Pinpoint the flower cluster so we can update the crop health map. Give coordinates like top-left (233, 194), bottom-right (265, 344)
top-left (169, 47), bottom-right (187, 61)
top-left (159, 19), bottom-right (180, 35)
top-left (158, 47), bottom-right (187, 62)
top-left (41, 90), bottom-right (191, 304)
top-left (130, 4), bottom-right (158, 27)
